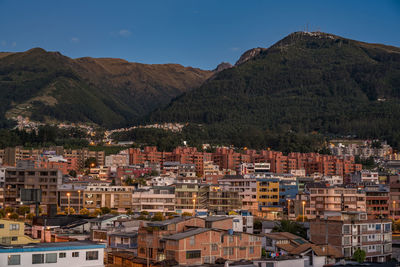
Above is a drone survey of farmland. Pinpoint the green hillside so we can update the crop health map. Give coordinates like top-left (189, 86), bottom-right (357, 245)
top-left (149, 32), bottom-right (400, 148)
top-left (0, 48), bottom-right (212, 128)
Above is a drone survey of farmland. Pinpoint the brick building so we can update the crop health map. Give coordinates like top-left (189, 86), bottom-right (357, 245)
top-left (137, 217), bottom-right (261, 265)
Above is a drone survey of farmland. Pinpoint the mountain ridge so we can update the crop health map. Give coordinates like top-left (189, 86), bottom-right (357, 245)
top-left (147, 31), bottom-right (400, 147)
top-left (0, 48), bottom-right (213, 128)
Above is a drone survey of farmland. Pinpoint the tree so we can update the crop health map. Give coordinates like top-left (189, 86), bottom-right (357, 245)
top-left (9, 212), bottom-right (19, 220)
top-left (64, 207), bottom-right (76, 214)
top-left (253, 219), bottom-right (262, 230)
top-left (126, 209), bottom-right (133, 215)
top-left (273, 220), bottom-right (307, 239)
top-left (17, 206), bottom-right (30, 216)
top-left (101, 207), bottom-right (111, 215)
top-left (5, 207), bottom-right (14, 213)
top-left (69, 170), bottom-right (77, 178)
top-left (152, 212), bottom-right (164, 221)
top-left (110, 210), bottom-right (119, 215)
top-left (0, 209), bottom-right (5, 218)
top-left (296, 215), bottom-right (308, 222)
top-left (26, 213), bottom-right (34, 220)
top-left (181, 212), bottom-right (193, 217)
top-left (140, 211), bottom-right (149, 216)
top-left (353, 248), bottom-right (366, 263)
top-left (79, 208), bottom-right (89, 215)
top-left (90, 208), bottom-right (102, 217)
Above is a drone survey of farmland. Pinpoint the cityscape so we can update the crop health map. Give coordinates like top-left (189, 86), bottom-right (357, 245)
top-left (1, 1), bottom-right (400, 267)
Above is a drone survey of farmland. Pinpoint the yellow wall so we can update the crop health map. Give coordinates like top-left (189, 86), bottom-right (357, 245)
top-left (257, 180), bottom-right (280, 211)
top-left (0, 219), bottom-right (39, 245)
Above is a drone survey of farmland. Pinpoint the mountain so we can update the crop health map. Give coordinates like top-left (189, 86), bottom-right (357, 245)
top-left (149, 32), bottom-right (400, 147)
top-left (0, 48), bottom-right (212, 128)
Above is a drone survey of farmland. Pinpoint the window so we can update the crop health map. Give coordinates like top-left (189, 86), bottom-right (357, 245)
top-left (223, 247), bottom-right (234, 256)
top-left (189, 236), bottom-right (195, 245)
top-left (86, 251), bottom-right (99, 261)
top-left (8, 255), bottom-right (20, 265)
top-left (59, 252), bottom-right (66, 258)
top-left (10, 224), bottom-right (19, 231)
top-left (212, 244), bottom-right (218, 251)
top-left (186, 250), bottom-right (201, 259)
top-left (46, 253), bottom-right (57, 263)
top-left (249, 246), bottom-right (254, 254)
top-left (72, 252), bottom-right (79, 257)
top-left (343, 225), bottom-right (350, 234)
top-left (0, 224), bottom-right (4, 228)
top-left (229, 236), bottom-right (234, 243)
top-left (32, 254), bottom-right (44, 264)
top-left (11, 237), bottom-right (17, 241)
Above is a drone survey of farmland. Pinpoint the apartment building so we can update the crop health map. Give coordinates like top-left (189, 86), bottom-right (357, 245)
top-left (3, 168), bottom-right (62, 213)
top-left (305, 183), bottom-right (366, 219)
top-left (363, 184), bottom-right (390, 218)
top-left (137, 217), bottom-right (261, 265)
top-left (257, 178), bottom-right (281, 219)
top-left (175, 183), bottom-right (203, 214)
top-left (205, 185), bottom-right (242, 213)
top-left (105, 151), bottom-right (129, 167)
top-left (389, 175), bottom-right (400, 220)
top-left (131, 186), bottom-right (175, 213)
top-left (350, 170), bottom-right (379, 184)
top-left (219, 175), bottom-right (258, 213)
top-left (310, 211), bottom-right (392, 263)
top-left (83, 184), bottom-right (136, 212)
top-left (57, 184), bottom-right (87, 213)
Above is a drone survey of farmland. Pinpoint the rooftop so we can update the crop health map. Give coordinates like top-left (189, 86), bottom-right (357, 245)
top-left (162, 228), bottom-right (212, 241)
top-left (0, 241), bottom-right (105, 253)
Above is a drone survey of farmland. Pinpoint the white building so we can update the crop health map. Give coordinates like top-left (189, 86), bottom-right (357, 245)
top-left (0, 241), bottom-right (105, 267)
top-left (132, 186), bottom-right (175, 213)
top-left (105, 151), bottom-right (129, 167)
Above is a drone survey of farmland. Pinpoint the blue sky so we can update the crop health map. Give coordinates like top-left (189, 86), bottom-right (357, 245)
top-left (0, 0), bottom-right (399, 70)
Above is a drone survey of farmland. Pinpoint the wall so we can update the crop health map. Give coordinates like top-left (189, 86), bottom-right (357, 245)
top-left (0, 248), bottom-right (104, 267)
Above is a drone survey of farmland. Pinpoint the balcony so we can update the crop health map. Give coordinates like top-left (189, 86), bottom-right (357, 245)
top-left (109, 242), bottom-right (137, 249)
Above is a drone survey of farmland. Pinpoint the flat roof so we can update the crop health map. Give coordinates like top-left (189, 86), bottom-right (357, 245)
top-left (0, 241), bottom-right (105, 253)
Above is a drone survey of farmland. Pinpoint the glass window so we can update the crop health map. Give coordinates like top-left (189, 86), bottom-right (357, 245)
top-left (46, 253), bottom-right (57, 263)
top-left (10, 224), bottom-right (19, 231)
top-left (59, 252), bottom-right (66, 258)
top-left (32, 254), bottom-right (44, 264)
top-left (212, 244), bottom-right (218, 251)
top-left (72, 252), bottom-right (79, 257)
top-left (11, 237), bottom-right (17, 241)
top-left (249, 246), bottom-right (254, 254)
top-left (86, 251), bottom-right (98, 261)
top-left (7, 255), bottom-right (20, 265)
top-left (186, 250), bottom-right (201, 259)
top-left (0, 224), bottom-right (4, 229)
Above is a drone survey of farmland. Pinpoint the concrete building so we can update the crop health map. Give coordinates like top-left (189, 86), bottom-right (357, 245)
top-left (257, 178), bottom-right (281, 219)
top-left (0, 219), bottom-right (39, 245)
top-left (83, 185), bottom-right (136, 212)
top-left (310, 211), bottom-right (392, 262)
top-left (57, 184), bottom-right (87, 214)
top-left (132, 186), bottom-right (175, 213)
top-left (0, 241), bottom-right (105, 267)
top-left (219, 175), bottom-right (258, 214)
top-left (364, 184), bottom-right (390, 218)
top-left (3, 167), bottom-right (62, 213)
top-left (351, 170), bottom-right (379, 184)
top-left (304, 184), bottom-right (366, 220)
